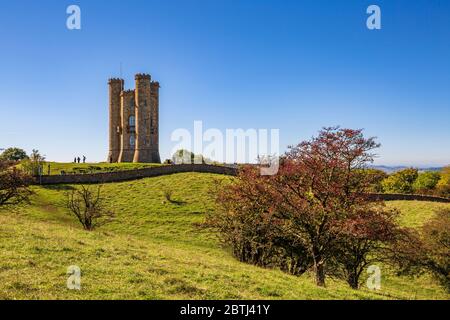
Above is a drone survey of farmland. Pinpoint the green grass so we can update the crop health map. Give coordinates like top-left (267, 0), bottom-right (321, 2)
top-left (38, 162), bottom-right (163, 175)
top-left (0, 173), bottom-right (449, 300)
top-left (386, 200), bottom-right (450, 228)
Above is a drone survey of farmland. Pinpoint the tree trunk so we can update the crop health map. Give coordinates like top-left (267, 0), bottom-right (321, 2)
top-left (314, 260), bottom-right (326, 287)
top-left (347, 272), bottom-right (359, 289)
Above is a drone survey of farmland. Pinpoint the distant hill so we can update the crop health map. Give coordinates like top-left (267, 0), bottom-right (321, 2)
top-left (371, 165), bottom-right (443, 174)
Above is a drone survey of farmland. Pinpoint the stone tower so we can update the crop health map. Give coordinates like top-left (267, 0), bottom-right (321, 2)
top-left (150, 81), bottom-right (161, 163)
top-left (107, 78), bottom-right (124, 163)
top-left (117, 90), bottom-right (136, 163)
top-left (107, 73), bottom-right (161, 163)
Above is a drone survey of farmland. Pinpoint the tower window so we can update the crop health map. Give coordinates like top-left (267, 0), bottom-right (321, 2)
top-left (130, 134), bottom-right (136, 147)
top-left (128, 115), bottom-right (136, 133)
top-left (129, 115), bottom-right (135, 126)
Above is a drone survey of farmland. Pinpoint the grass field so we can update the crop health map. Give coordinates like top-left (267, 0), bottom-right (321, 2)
top-left (35, 162), bottom-right (163, 175)
top-left (0, 172), bottom-right (448, 300)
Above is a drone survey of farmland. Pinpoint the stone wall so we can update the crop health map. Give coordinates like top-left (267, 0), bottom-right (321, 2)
top-left (367, 193), bottom-right (450, 203)
top-left (33, 166), bottom-right (450, 203)
top-left (35, 164), bottom-right (238, 185)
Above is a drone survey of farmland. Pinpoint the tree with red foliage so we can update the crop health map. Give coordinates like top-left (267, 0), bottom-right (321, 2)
top-left (211, 165), bottom-right (313, 275)
top-left (212, 127), bottom-right (409, 288)
top-left (267, 127), bottom-right (383, 286)
top-left (332, 205), bottom-right (403, 288)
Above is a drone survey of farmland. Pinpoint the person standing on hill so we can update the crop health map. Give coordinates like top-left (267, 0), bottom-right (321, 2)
top-left (83, 155), bottom-right (86, 163)
top-left (77, 157), bottom-right (80, 163)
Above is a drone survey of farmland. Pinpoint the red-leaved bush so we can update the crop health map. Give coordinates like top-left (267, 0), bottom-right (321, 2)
top-left (209, 127), bottom-right (413, 288)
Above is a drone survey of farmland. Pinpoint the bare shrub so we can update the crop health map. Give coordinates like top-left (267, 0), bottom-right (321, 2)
top-left (163, 188), bottom-right (173, 202)
top-left (66, 185), bottom-right (114, 231)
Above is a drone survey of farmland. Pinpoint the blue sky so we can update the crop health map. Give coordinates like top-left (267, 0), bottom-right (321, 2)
top-left (0, 0), bottom-right (449, 166)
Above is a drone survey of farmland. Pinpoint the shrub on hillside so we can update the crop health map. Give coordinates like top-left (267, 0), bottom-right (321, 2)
top-left (392, 209), bottom-right (450, 292)
top-left (172, 149), bottom-right (211, 164)
top-left (360, 168), bottom-right (388, 193)
top-left (331, 206), bottom-right (407, 289)
top-left (172, 149), bottom-right (197, 164)
top-left (163, 188), bottom-right (174, 202)
top-left (382, 168), bottom-right (419, 194)
top-left (66, 185), bottom-right (115, 231)
top-left (0, 160), bottom-right (33, 206)
top-left (413, 171), bottom-right (441, 194)
top-left (437, 166), bottom-right (450, 197)
top-left (210, 166), bottom-right (312, 275)
top-left (210, 127), bottom-right (408, 288)
top-left (21, 149), bottom-right (46, 176)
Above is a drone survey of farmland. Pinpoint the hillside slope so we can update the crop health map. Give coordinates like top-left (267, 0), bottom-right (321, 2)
top-left (0, 173), bottom-right (448, 299)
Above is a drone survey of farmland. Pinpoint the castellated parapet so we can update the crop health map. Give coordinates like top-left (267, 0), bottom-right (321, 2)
top-left (107, 74), bottom-right (161, 163)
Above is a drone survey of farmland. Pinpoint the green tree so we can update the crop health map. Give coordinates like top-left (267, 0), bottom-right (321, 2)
top-left (437, 166), bottom-right (450, 197)
top-left (413, 171), bottom-right (441, 194)
top-left (172, 149), bottom-right (195, 164)
top-left (171, 149), bottom-right (209, 164)
top-left (21, 149), bottom-right (46, 176)
top-left (382, 168), bottom-right (419, 194)
top-left (361, 168), bottom-right (388, 193)
top-left (0, 147), bottom-right (28, 162)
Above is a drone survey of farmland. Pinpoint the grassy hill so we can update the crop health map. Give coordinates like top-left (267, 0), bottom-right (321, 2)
top-left (0, 172), bottom-right (449, 299)
top-left (29, 162), bottom-right (163, 176)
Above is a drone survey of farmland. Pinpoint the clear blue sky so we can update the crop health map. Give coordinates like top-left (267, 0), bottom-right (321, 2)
top-left (0, 0), bottom-right (449, 166)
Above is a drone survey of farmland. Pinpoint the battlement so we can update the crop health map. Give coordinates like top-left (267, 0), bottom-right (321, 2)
top-left (108, 78), bottom-right (124, 84)
top-left (135, 73), bottom-right (151, 80)
top-left (151, 81), bottom-right (160, 88)
top-left (120, 89), bottom-right (135, 96)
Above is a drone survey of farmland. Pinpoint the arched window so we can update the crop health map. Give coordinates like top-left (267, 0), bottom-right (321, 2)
top-left (129, 115), bottom-right (135, 127)
top-left (130, 134), bottom-right (136, 147)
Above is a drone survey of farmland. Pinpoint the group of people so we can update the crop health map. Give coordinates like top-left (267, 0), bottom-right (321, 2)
top-left (74, 155), bottom-right (86, 163)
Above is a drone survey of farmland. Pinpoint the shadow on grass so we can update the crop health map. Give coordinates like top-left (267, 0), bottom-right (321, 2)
top-left (168, 199), bottom-right (187, 206)
top-left (40, 185), bottom-right (75, 191)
